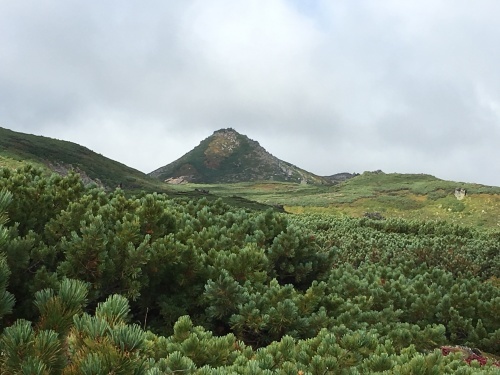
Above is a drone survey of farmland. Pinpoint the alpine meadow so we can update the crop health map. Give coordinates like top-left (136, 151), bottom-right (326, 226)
top-left (0, 127), bottom-right (500, 374)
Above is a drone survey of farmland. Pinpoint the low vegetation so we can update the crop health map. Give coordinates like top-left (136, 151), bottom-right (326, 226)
top-left (169, 171), bottom-right (500, 228)
top-left (0, 166), bottom-right (499, 373)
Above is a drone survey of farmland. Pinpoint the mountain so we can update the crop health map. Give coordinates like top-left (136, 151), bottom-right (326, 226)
top-left (0, 126), bottom-right (164, 192)
top-left (0, 126), bottom-right (284, 211)
top-left (149, 128), bottom-right (328, 184)
top-left (4, 126), bottom-right (500, 225)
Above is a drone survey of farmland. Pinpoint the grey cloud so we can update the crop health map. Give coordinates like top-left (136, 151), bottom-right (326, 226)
top-left (1, 1), bottom-right (500, 185)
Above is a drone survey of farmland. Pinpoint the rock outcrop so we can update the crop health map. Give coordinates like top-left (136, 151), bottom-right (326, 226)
top-left (149, 128), bottom-right (329, 184)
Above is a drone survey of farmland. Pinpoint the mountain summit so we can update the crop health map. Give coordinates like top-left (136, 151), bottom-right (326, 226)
top-left (149, 128), bottom-right (327, 184)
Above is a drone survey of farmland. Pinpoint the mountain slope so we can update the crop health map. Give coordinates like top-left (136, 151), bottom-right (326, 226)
top-left (0, 127), bottom-right (285, 211)
top-left (0, 126), bottom-right (163, 191)
top-left (149, 128), bottom-right (328, 184)
top-left (166, 170), bottom-right (500, 227)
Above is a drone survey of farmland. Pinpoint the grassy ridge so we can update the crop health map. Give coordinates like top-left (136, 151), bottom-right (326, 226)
top-left (0, 128), bottom-right (284, 211)
top-left (0, 126), bottom-right (282, 212)
top-left (3, 126), bottom-right (500, 223)
top-left (168, 171), bottom-right (500, 228)
top-left (0, 127), bottom-right (172, 192)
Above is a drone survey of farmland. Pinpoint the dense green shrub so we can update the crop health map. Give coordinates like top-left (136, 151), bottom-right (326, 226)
top-left (0, 189), bottom-right (15, 328)
top-left (1, 167), bottom-right (500, 373)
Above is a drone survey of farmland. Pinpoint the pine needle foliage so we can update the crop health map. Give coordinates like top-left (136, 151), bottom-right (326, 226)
top-left (0, 320), bottom-right (64, 374)
top-left (34, 278), bottom-right (88, 336)
top-left (1, 167), bottom-right (500, 373)
top-left (0, 189), bottom-right (15, 325)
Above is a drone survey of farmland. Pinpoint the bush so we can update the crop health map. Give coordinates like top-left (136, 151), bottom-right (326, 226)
top-left (428, 189), bottom-right (450, 201)
top-left (438, 197), bottom-right (466, 213)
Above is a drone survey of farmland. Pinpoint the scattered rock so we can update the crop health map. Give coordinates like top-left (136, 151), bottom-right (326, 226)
top-left (454, 188), bottom-right (467, 200)
top-left (165, 176), bottom-right (189, 184)
top-left (194, 188), bottom-right (210, 194)
top-left (48, 162), bottom-right (104, 188)
top-left (323, 172), bottom-right (359, 183)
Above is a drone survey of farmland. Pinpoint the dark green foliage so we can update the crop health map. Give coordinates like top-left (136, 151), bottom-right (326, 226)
top-left (0, 319), bottom-right (64, 374)
top-left (0, 165), bottom-right (85, 236)
top-left (0, 189), bottom-right (15, 326)
top-left (0, 255), bottom-right (14, 324)
top-left (267, 227), bottom-right (333, 287)
top-left (1, 167), bottom-right (500, 373)
top-left (64, 294), bottom-right (149, 375)
top-left (35, 278), bottom-right (88, 336)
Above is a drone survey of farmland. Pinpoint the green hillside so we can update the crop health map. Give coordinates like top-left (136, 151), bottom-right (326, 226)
top-left (0, 126), bottom-right (165, 192)
top-left (3, 126), bottom-right (500, 226)
top-left (0, 127), bottom-right (285, 212)
top-left (169, 171), bottom-right (500, 228)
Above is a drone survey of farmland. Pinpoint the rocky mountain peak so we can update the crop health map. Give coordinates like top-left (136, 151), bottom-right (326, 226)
top-left (149, 129), bottom-right (328, 184)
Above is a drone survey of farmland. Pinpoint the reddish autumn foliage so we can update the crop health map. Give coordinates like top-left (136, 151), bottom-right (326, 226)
top-left (441, 346), bottom-right (500, 367)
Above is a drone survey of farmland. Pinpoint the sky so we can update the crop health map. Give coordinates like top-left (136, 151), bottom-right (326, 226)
top-left (1, 1), bottom-right (500, 186)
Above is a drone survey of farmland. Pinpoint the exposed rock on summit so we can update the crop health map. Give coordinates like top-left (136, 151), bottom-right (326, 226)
top-left (149, 128), bottom-right (328, 184)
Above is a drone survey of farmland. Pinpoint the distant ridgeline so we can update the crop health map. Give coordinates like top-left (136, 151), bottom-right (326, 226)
top-left (324, 172), bottom-right (360, 183)
top-left (0, 126), bottom-right (166, 192)
top-left (0, 126), bottom-right (360, 187)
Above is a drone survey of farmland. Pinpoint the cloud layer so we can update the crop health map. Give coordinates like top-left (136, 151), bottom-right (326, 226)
top-left (1, 1), bottom-right (500, 185)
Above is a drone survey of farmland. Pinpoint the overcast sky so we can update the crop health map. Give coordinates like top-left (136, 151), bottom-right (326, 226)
top-left (1, 1), bottom-right (500, 186)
